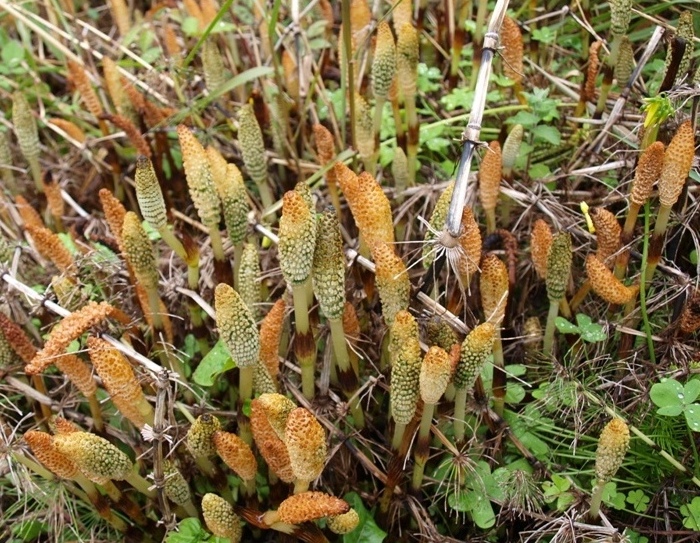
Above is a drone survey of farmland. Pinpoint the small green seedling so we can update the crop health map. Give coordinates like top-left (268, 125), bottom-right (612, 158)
top-left (192, 339), bottom-right (235, 387)
top-left (681, 497), bottom-right (700, 530)
top-left (555, 314), bottom-right (606, 343)
top-left (649, 378), bottom-right (700, 432)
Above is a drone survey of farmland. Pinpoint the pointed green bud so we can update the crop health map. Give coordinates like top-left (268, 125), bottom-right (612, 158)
top-left (372, 21), bottom-right (396, 100)
top-left (215, 283), bottom-right (260, 368)
top-left (312, 209), bottom-right (346, 320)
top-left (279, 190), bottom-right (317, 285)
top-left (238, 104), bottom-right (267, 185)
top-left (545, 233), bottom-right (572, 303)
top-left (454, 322), bottom-right (496, 391)
top-left (135, 156), bottom-right (167, 230)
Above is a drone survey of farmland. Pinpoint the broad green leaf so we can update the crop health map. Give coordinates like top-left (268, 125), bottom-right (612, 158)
top-left (577, 318), bottom-right (606, 343)
top-left (575, 314), bottom-right (592, 327)
top-left (343, 492), bottom-right (386, 543)
top-left (165, 518), bottom-right (227, 543)
top-left (506, 382), bottom-right (526, 404)
top-left (601, 482), bottom-right (626, 510)
top-left (650, 379), bottom-right (685, 416)
top-left (683, 380), bottom-right (700, 404)
top-left (555, 317), bottom-right (580, 335)
top-left (532, 125), bottom-right (561, 146)
top-left (468, 491), bottom-right (496, 529)
top-left (2, 40), bottom-right (25, 67)
top-left (626, 489), bottom-right (650, 513)
top-left (680, 497), bottom-right (700, 530)
top-left (192, 340), bottom-right (235, 386)
top-left (684, 404), bottom-right (700, 432)
top-left (528, 163), bottom-right (551, 180)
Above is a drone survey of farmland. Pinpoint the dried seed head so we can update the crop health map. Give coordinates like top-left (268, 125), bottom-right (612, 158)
top-left (350, 0), bottom-right (371, 45)
top-left (586, 254), bottom-right (635, 304)
top-left (0, 312), bottom-right (37, 364)
top-left (545, 233), bottom-right (572, 303)
top-left (215, 163), bottom-right (249, 246)
top-left (502, 124), bottom-right (524, 177)
top-left (54, 354), bottom-right (96, 397)
top-left (277, 492), bottom-right (350, 524)
top-left (279, 190), bottom-right (317, 285)
top-left (26, 302), bottom-right (116, 375)
top-left (257, 392), bottom-right (296, 441)
top-left (122, 211), bottom-right (159, 291)
top-left (479, 141), bottom-right (502, 217)
top-left (531, 219), bottom-right (553, 280)
top-left (26, 225), bottom-right (75, 274)
top-left (48, 118), bottom-right (87, 143)
top-left (343, 302), bottom-right (361, 341)
top-left (53, 432), bottom-right (132, 481)
top-left (215, 283), bottom-right (260, 368)
top-left (16, 196), bottom-right (44, 231)
top-left (259, 299), bottom-right (286, 381)
top-left (103, 114), bottom-right (151, 158)
top-left (177, 125), bottom-right (221, 230)
top-left (313, 209), bottom-right (346, 320)
top-left (419, 346), bottom-right (452, 405)
top-left (25, 431), bottom-right (79, 480)
top-left (457, 208), bottom-right (483, 287)
top-left (200, 0), bottom-right (220, 24)
top-left (372, 241), bottom-right (410, 327)
top-left (12, 92), bottom-right (40, 168)
top-left (392, 0), bottom-right (412, 34)
top-left (238, 243), bottom-right (260, 317)
top-left (202, 493), bottom-right (243, 542)
top-left (87, 336), bottom-right (150, 428)
top-left (583, 41), bottom-right (602, 103)
top-left (67, 61), bottom-right (103, 119)
top-left (187, 414), bottom-right (222, 458)
top-left (480, 254), bottom-right (509, 326)
top-left (183, 0), bottom-right (205, 28)
top-left (609, 0), bottom-right (632, 37)
top-left (238, 104), bottom-right (268, 185)
top-left (595, 418), bottom-right (630, 482)
top-left (501, 16), bottom-right (523, 84)
top-left (206, 146), bottom-right (227, 189)
top-left (202, 39), bottom-right (226, 93)
top-left (314, 124), bottom-right (335, 167)
top-left (658, 120), bottom-right (695, 208)
top-left (250, 399), bottom-right (295, 482)
top-left (43, 178), bottom-right (64, 221)
top-left (163, 23), bottom-right (182, 58)
top-left (285, 407), bottom-right (327, 483)
top-left (355, 93), bottom-right (375, 160)
top-left (630, 141), bottom-right (665, 206)
top-left (102, 57), bottom-right (128, 117)
top-left (135, 156), bottom-right (167, 230)
top-left (615, 37), bottom-right (634, 85)
top-left (213, 430), bottom-right (258, 481)
top-left (372, 21), bottom-right (396, 100)
top-left (328, 509), bottom-right (360, 534)
top-left (390, 310), bottom-right (422, 424)
top-left (294, 180), bottom-right (314, 212)
top-left (590, 207), bottom-right (621, 264)
top-left (423, 182), bottom-right (454, 268)
top-left (454, 322), bottom-right (496, 391)
top-left (99, 188), bottom-right (127, 248)
top-left (680, 290), bottom-right (700, 334)
top-left (396, 24), bottom-right (419, 97)
top-left (282, 49), bottom-right (299, 100)
top-left (162, 460), bottom-right (191, 506)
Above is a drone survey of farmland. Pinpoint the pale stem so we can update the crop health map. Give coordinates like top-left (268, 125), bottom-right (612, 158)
top-left (542, 299), bottom-right (560, 357)
top-left (454, 387), bottom-right (468, 444)
top-left (412, 403), bottom-right (435, 491)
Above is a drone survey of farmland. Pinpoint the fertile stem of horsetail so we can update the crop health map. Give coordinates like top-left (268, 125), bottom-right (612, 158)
top-left (177, 126), bottom-right (226, 265)
top-left (238, 104), bottom-right (275, 214)
top-left (589, 419), bottom-right (629, 520)
top-left (594, 0), bottom-right (632, 118)
top-left (479, 141), bottom-right (502, 234)
top-left (279, 190), bottom-right (317, 400)
top-left (341, 0), bottom-right (356, 150)
top-left (412, 346), bottom-right (451, 490)
top-left (500, 16), bottom-right (525, 104)
top-left (24, 431), bottom-right (128, 532)
top-left (453, 323), bottom-right (495, 444)
top-left (313, 124), bottom-right (342, 215)
top-left (202, 493), bottom-right (244, 542)
top-left (12, 93), bottom-right (42, 193)
top-left (135, 155), bottom-right (201, 306)
top-left (215, 284), bottom-right (260, 444)
top-left (480, 254), bottom-right (508, 416)
top-left (397, 24), bottom-right (420, 186)
top-left (446, 0), bottom-right (509, 239)
top-left (614, 142), bottom-right (664, 280)
top-left (186, 414), bottom-right (233, 501)
top-left (285, 407), bottom-right (328, 494)
top-left (313, 209), bottom-right (364, 428)
top-left (643, 121), bottom-right (694, 286)
top-left (543, 233), bottom-right (572, 357)
top-left (372, 21), bottom-right (396, 168)
top-left (389, 310), bottom-right (421, 451)
top-left (354, 93), bottom-right (376, 173)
